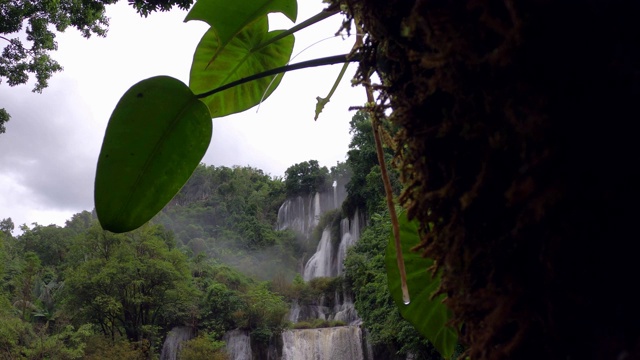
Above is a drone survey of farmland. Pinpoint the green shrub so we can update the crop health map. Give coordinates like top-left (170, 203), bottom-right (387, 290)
top-left (290, 319), bottom-right (346, 330)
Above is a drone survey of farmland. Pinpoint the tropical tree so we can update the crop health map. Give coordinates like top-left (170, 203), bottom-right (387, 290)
top-left (12, 251), bottom-right (41, 321)
top-left (236, 283), bottom-right (289, 344)
top-left (0, 218), bottom-right (14, 236)
top-left (64, 224), bottom-right (195, 342)
top-left (284, 160), bottom-right (330, 197)
top-left (0, 109), bottom-right (9, 134)
top-left (18, 224), bottom-right (72, 269)
top-left (341, 110), bottom-right (400, 217)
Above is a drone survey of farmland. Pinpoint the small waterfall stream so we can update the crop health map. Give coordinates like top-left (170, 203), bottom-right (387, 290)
top-left (302, 209), bottom-right (364, 281)
top-left (337, 209), bottom-right (362, 276)
top-left (223, 329), bottom-right (252, 360)
top-left (303, 228), bottom-right (335, 281)
top-left (159, 326), bottom-right (194, 360)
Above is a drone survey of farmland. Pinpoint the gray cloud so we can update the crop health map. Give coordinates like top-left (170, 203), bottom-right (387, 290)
top-left (0, 76), bottom-right (98, 214)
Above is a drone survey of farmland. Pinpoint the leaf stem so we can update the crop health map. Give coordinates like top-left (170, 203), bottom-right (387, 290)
top-left (314, 60), bottom-right (350, 120)
top-left (252, 9), bottom-right (339, 53)
top-left (195, 53), bottom-right (359, 99)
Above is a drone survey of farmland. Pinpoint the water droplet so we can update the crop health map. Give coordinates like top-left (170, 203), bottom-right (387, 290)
top-left (402, 292), bottom-right (411, 305)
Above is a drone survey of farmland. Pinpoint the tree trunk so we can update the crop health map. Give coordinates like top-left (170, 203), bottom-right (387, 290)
top-left (343, 0), bottom-right (640, 359)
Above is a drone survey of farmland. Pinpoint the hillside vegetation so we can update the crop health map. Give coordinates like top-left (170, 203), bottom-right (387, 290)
top-left (0, 111), bottom-right (438, 359)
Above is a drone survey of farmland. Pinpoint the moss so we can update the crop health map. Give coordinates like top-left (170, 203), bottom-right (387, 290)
top-left (291, 319), bottom-right (347, 330)
top-left (340, 0), bottom-right (640, 359)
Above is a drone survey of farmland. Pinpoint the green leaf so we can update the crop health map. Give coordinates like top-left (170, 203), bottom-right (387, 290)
top-left (190, 16), bottom-right (294, 118)
top-left (386, 212), bottom-right (458, 359)
top-left (95, 76), bottom-right (212, 233)
top-left (185, 0), bottom-right (297, 61)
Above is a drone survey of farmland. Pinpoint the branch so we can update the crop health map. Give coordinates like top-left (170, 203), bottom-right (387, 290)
top-left (195, 53), bottom-right (360, 99)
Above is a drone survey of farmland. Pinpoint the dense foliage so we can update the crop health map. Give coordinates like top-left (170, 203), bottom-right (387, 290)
top-left (0, 174), bottom-right (295, 359)
top-left (153, 164), bottom-right (304, 280)
top-left (341, 111), bottom-right (399, 218)
top-left (283, 160), bottom-right (330, 197)
top-left (344, 211), bottom-right (438, 359)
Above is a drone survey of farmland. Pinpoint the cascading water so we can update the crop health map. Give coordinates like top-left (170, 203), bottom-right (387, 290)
top-left (276, 184), bottom-right (347, 238)
top-left (302, 209), bottom-right (364, 281)
top-left (223, 329), bottom-right (252, 360)
top-left (303, 228), bottom-right (335, 281)
top-left (281, 326), bottom-right (366, 360)
top-left (332, 290), bottom-right (360, 325)
top-left (159, 326), bottom-right (194, 360)
top-left (275, 181), bottom-right (371, 359)
top-left (337, 209), bottom-right (363, 276)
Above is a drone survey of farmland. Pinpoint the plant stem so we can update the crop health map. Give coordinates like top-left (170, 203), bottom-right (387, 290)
top-left (357, 20), bottom-right (410, 304)
top-left (195, 54), bottom-right (360, 99)
top-left (371, 106), bottom-right (410, 305)
top-left (314, 60), bottom-right (350, 120)
top-left (252, 9), bottom-right (339, 53)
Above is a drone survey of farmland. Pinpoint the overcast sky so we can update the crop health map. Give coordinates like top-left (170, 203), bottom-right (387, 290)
top-left (0, 1), bottom-right (365, 232)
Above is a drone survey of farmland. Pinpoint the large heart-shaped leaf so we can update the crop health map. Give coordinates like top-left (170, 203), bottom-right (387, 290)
top-left (190, 16), bottom-right (294, 118)
top-left (185, 0), bottom-right (297, 60)
top-left (386, 212), bottom-right (458, 359)
top-left (95, 76), bottom-right (212, 233)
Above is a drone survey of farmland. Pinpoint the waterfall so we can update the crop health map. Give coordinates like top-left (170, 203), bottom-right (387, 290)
top-left (159, 326), bottom-right (194, 360)
top-left (281, 326), bottom-right (366, 360)
top-left (275, 184), bottom-right (348, 238)
top-left (297, 209), bottom-right (365, 327)
top-left (333, 290), bottom-right (359, 325)
top-left (224, 329), bottom-right (252, 360)
top-left (336, 209), bottom-right (362, 276)
top-left (276, 196), bottom-right (315, 236)
top-left (277, 183), bottom-right (370, 358)
top-left (303, 209), bottom-right (364, 281)
top-left (303, 228), bottom-right (335, 281)
top-left (289, 300), bottom-right (301, 323)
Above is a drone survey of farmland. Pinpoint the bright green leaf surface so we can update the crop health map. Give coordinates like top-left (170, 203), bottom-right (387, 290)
top-left (185, 0), bottom-right (297, 60)
top-left (95, 76), bottom-right (212, 233)
top-left (386, 212), bottom-right (458, 359)
top-left (190, 16), bottom-right (294, 118)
